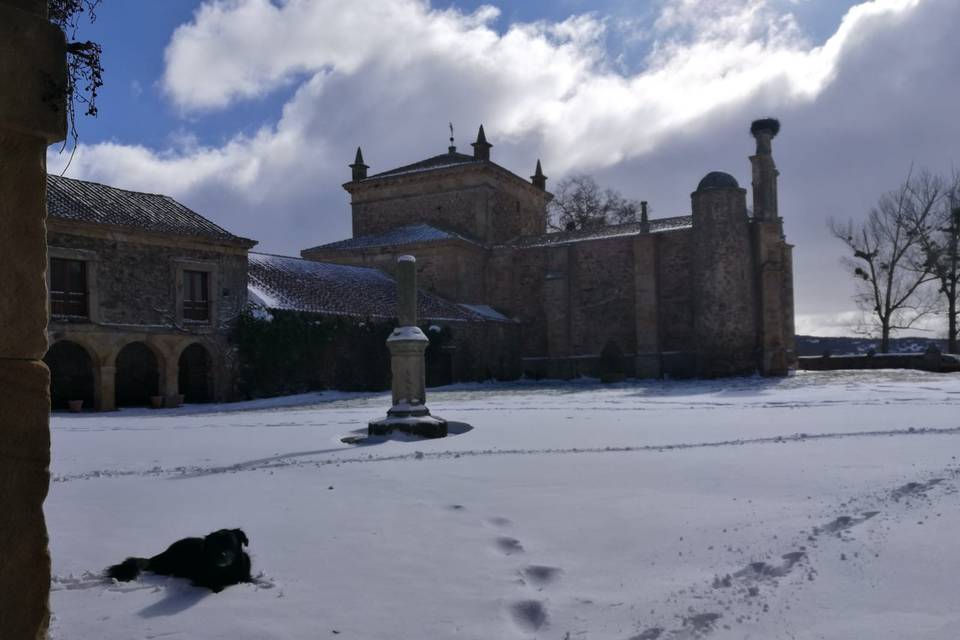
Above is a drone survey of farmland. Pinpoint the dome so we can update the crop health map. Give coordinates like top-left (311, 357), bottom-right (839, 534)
top-left (696, 171), bottom-right (739, 192)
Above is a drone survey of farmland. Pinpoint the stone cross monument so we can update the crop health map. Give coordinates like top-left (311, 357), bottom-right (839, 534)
top-left (369, 255), bottom-right (448, 438)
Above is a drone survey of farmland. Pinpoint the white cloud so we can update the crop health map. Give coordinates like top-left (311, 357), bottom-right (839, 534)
top-left (51, 0), bottom-right (960, 325)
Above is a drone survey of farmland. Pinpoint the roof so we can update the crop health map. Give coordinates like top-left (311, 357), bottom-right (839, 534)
top-left (696, 171), bottom-right (740, 191)
top-left (511, 216), bottom-right (693, 248)
top-left (364, 150), bottom-right (482, 181)
top-left (247, 253), bottom-right (511, 323)
top-left (303, 223), bottom-right (478, 254)
top-left (46, 174), bottom-right (253, 244)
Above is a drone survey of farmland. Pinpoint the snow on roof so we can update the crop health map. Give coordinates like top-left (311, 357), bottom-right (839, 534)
top-left (46, 174), bottom-right (254, 244)
top-left (303, 223), bottom-right (478, 253)
top-left (364, 151), bottom-right (482, 180)
top-left (458, 304), bottom-right (510, 322)
top-left (247, 253), bottom-right (511, 323)
top-left (512, 216), bottom-right (693, 248)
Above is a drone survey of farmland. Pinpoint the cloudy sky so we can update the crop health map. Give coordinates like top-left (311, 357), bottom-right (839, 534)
top-left (50, 0), bottom-right (960, 336)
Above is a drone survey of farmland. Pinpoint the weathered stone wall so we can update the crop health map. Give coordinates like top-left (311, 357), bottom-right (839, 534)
top-left (446, 320), bottom-right (522, 381)
top-left (566, 236), bottom-right (637, 356)
top-left (305, 241), bottom-right (487, 303)
top-left (656, 230), bottom-right (695, 352)
top-left (47, 227), bottom-right (248, 327)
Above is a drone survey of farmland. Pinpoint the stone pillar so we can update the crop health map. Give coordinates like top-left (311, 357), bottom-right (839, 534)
top-left (164, 358), bottom-right (181, 408)
top-left (369, 256), bottom-right (447, 438)
top-left (0, 1), bottom-right (67, 638)
top-left (99, 364), bottom-right (116, 411)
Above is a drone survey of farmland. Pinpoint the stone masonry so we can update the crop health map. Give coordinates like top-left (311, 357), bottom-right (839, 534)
top-left (0, 0), bottom-right (66, 637)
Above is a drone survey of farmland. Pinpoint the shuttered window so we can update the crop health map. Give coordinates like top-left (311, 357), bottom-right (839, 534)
top-left (183, 270), bottom-right (210, 322)
top-left (50, 258), bottom-right (88, 318)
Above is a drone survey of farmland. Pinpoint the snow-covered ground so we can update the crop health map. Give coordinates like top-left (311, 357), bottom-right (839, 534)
top-left (46, 371), bottom-right (960, 639)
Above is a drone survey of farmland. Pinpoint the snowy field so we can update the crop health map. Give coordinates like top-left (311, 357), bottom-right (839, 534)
top-left (46, 371), bottom-right (960, 639)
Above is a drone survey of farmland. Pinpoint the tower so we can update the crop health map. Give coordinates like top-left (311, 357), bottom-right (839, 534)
top-left (749, 118), bottom-right (795, 375)
top-left (691, 171), bottom-right (756, 376)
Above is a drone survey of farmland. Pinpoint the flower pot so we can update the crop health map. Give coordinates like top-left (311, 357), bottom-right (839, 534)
top-left (67, 399), bottom-right (84, 413)
top-left (149, 395), bottom-right (164, 409)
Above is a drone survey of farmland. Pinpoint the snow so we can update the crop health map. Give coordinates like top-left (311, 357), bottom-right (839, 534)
top-left (46, 371), bottom-right (960, 639)
top-left (458, 303), bottom-right (510, 322)
top-left (387, 326), bottom-right (428, 342)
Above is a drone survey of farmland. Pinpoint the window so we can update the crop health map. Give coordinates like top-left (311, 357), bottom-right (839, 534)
top-left (50, 258), bottom-right (88, 318)
top-left (183, 270), bottom-right (210, 322)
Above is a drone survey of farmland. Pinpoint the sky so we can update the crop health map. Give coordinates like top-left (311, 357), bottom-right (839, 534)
top-left (49, 0), bottom-right (960, 337)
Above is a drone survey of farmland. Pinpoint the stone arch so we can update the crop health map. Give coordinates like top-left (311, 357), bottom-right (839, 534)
top-left (178, 342), bottom-right (213, 404)
top-left (44, 340), bottom-right (98, 411)
top-left (115, 341), bottom-right (161, 407)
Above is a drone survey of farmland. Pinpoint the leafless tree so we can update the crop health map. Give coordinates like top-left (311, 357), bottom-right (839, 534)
top-left (910, 169), bottom-right (960, 351)
top-left (829, 169), bottom-right (943, 352)
top-left (547, 174), bottom-right (642, 231)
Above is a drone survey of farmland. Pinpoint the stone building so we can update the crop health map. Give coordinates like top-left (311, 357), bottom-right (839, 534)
top-left (303, 119), bottom-right (795, 378)
top-left (44, 175), bottom-right (256, 411)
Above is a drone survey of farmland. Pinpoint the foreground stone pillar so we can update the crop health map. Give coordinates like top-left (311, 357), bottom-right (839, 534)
top-left (0, 1), bottom-right (66, 637)
top-left (99, 364), bottom-right (116, 411)
top-left (369, 256), bottom-right (447, 438)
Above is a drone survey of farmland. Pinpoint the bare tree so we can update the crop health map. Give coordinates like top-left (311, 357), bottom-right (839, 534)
top-left (911, 169), bottom-right (960, 351)
top-left (548, 174), bottom-right (642, 231)
top-left (829, 170), bottom-right (943, 352)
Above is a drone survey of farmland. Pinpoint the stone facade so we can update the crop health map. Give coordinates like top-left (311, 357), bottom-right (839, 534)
top-left (304, 122), bottom-right (796, 379)
top-left (44, 180), bottom-right (255, 411)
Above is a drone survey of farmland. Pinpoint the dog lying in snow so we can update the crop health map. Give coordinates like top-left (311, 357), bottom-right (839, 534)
top-left (106, 528), bottom-right (252, 592)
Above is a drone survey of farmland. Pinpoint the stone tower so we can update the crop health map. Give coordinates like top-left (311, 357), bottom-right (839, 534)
top-left (749, 118), bottom-right (795, 375)
top-left (691, 171), bottom-right (757, 376)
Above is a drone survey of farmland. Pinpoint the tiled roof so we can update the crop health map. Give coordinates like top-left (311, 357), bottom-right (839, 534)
top-left (46, 174), bottom-right (253, 244)
top-left (247, 253), bottom-right (510, 323)
top-left (365, 151), bottom-right (482, 180)
top-left (303, 223), bottom-right (477, 254)
top-left (511, 216), bottom-right (693, 248)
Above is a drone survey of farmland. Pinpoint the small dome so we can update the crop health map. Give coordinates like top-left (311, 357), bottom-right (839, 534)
top-left (697, 171), bottom-right (739, 192)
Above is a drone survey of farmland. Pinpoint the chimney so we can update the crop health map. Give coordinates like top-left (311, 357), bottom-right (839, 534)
top-left (640, 201), bottom-right (649, 233)
top-left (531, 159), bottom-right (547, 190)
top-left (471, 124), bottom-right (492, 161)
top-left (350, 147), bottom-right (368, 181)
top-left (749, 118), bottom-right (780, 221)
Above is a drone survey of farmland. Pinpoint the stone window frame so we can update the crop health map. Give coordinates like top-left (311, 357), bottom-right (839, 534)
top-left (47, 246), bottom-right (100, 323)
top-left (173, 258), bottom-right (219, 328)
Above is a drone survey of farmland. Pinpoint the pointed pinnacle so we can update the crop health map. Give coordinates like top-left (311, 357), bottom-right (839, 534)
top-left (352, 147), bottom-right (366, 166)
top-left (476, 124), bottom-right (488, 144)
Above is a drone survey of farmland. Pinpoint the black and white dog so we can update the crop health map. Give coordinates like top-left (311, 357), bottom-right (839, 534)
top-left (106, 528), bottom-right (252, 592)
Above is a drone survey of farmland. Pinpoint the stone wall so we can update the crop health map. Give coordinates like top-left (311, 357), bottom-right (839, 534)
top-left (47, 225), bottom-right (249, 328)
top-left (306, 240), bottom-right (487, 304)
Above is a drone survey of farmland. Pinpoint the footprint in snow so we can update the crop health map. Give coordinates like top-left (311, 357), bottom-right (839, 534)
top-left (508, 599), bottom-right (547, 632)
top-left (519, 565), bottom-right (562, 589)
top-left (495, 537), bottom-right (525, 555)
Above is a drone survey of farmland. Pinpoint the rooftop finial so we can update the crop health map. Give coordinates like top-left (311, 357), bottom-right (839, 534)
top-left (531, 159), bottom-right (547, 190)
top-left (350, 146), bottom-right (369, 181)
top-left (471, 124), bottom-right (492, 161)
top-left (448, 122), bottom-right (456, 154)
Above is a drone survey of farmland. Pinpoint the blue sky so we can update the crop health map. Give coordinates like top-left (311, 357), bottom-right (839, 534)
top-left (53, 0), bottom-right (960, 335)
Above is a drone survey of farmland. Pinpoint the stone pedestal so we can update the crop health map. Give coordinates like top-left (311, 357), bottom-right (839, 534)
top-left (0, 1), bottom-right (66, 637)
top-left (369, 256), bottom-right (447, 438)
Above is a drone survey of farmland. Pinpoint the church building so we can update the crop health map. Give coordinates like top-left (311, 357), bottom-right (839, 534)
top-left (302, 119), bottom-right (796, 379)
